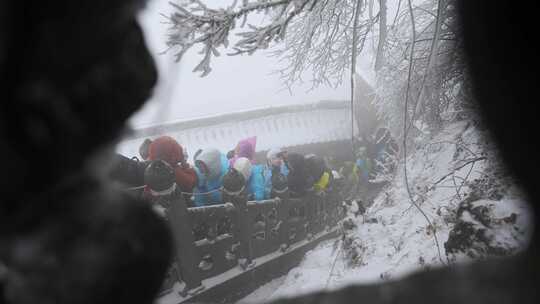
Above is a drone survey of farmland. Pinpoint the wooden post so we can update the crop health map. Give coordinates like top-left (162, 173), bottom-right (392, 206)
top-left (167, 191), bottom-right (204, 294)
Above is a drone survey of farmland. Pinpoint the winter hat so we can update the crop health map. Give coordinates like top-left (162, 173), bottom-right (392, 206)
top-left (148, 136), bottom-right (184, 166)
top-left (266, 148), bottom-right (284, 167)
top-left (195, 148), bottom-right (222, 180)
top-left (305, 154), bottom-right (326, 182)
top-left (222, 168), bottom-right (246, 195)
top-left (144, 160), bottom-right (176, 195)
top-left (271, 172), bottom-right (288, 193)
top-left (233, 157), bottom-right (252, 181)
top-left (286, 152), bottom-right (305, 172)
top-left (236, 141), bottom-right (255, 160)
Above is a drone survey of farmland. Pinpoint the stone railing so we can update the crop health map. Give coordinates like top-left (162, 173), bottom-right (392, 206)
top-left (158, 183), bottom-right (345, 299)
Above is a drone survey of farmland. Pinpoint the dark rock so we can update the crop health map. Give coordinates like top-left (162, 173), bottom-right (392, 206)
top-left (365, 218), bottom-right (378, 224)
top-left (445, 201), bottom-right (516, 259)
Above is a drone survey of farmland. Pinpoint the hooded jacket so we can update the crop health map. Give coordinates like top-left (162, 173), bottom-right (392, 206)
top-left (286, 152), bottom-right (309, 196)
top-left (264, 148), bottom-right (289, 198)
top-left (233, 157), bottom-right (252, 181)
top-left (305, 155), bottom-right (326, 182)
top-left (229, 136), bottom-right (257, 166)
top-left (356, 158), bottom-right (372, 181)
top-left (313, 171), bottom-right (330, 192)
top-left (148, 136), bottom-right (183, 166)
top-left (305, 154), bottom-right (330, 192)
top-left (233, 157), bottom-right (265, 201)
top-left (194, 148), bottom-right (229, 206)
top-left (147, 136), bottom-right (197, 194)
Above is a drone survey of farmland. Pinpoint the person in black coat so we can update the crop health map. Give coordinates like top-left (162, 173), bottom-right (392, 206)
top-left (285, 152), bottom-right (309, 197)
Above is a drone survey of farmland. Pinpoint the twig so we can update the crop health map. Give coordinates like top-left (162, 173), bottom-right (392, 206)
top-left (451, 173), bottom-right (462, 200)
top-left (431, 156), bottom-right (487, 188)
top-left (426, 140), bottom-right (479, 157)
top-left (325, 245), bottom-right (343, 288)
top-left (456, 160), bottom-right (475, 198)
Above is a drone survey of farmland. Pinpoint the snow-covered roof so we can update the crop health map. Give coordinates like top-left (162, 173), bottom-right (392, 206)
top-left (117, 100), bottom-right (355, 160)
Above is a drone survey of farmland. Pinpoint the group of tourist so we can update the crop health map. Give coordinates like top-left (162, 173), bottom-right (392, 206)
top-left (339, 127), bottom-right (400, 201)
top-left (120, 136), bottom-right (334, 207)
top-left (111, 126), bottom-right (399, 208)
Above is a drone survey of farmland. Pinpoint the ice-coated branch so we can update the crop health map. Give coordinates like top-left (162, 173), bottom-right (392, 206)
top-left (430, 156), bottom-right (487, 188)
top-left (165, 0), bottom-right (312, 76)
top-left (271, 0), bottom-right (379, 90)
top-left (230, 0), bottom-right (317, 56)
top-left (165, 0), bottom-right (379, 89)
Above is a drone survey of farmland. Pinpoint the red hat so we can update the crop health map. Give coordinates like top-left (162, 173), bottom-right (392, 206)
top-left (148, 136), bottom-right (184, 166)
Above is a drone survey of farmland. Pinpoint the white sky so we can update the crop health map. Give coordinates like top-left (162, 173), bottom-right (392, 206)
top-left (130, 0), bottom-right (380, 128)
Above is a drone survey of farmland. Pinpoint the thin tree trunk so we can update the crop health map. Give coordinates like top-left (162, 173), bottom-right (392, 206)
top-left (369, 0), bottom-right (377, 54)
top-left (411, 0), bottom-right (445, 124)
top-left (374, 0), bottom-right (387, 71)
top-left (350, 0), bottom-right (363, 156)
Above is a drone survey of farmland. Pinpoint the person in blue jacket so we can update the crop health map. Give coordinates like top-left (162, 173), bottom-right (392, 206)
top-left (193, 148), bottom-right (229, 206)
top-left (233, 157), bottom-right (266, 201)
top-left (263, 148), bottom-right (289, 199)
top-left (355, 147), bottom-right (372, 183)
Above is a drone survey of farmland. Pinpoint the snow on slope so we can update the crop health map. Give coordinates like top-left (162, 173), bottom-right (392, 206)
top-left (239, 121), bottom-right (533, 303)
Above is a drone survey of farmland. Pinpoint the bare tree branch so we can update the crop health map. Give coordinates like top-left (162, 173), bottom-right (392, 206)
top-left (431, 157), bottom-right (487, 188)
top-left (165, 0), bottom-right (306, 76)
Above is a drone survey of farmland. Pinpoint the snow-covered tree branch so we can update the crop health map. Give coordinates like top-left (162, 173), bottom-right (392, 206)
top-left (165, 0), bottom-right (379, 89)
top-left (165, 0), bottom-right (317, 77)
top-left (374, 0), bottom-right (465, 136)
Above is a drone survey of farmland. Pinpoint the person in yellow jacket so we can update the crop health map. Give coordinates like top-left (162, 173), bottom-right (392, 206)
top-left (314, 170), bottom-right (331, 192)
top-left (305, 154), bottom-right (332, 193)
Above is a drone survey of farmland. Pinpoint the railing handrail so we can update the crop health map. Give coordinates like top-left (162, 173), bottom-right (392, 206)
top-left (163, 185), bottom-right (345, 296)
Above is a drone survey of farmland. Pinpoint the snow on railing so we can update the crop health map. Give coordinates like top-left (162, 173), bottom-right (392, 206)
top-left (158, 181), bottom-right (346, 299)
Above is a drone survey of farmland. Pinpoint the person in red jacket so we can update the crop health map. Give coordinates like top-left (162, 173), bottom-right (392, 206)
top-left (147, 136), bottom-right (197, 196)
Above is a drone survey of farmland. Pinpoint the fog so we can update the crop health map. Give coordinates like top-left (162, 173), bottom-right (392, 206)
top-left (129, 2), bottom-right (532, 303)
top-left (1, 1), bottom-right (536, 304)
top-left (131, 0), bottom-right (375, 128)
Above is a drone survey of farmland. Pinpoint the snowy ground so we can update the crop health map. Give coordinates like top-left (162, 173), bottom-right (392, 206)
top-left (239, 121), bottom-right (533, 303)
